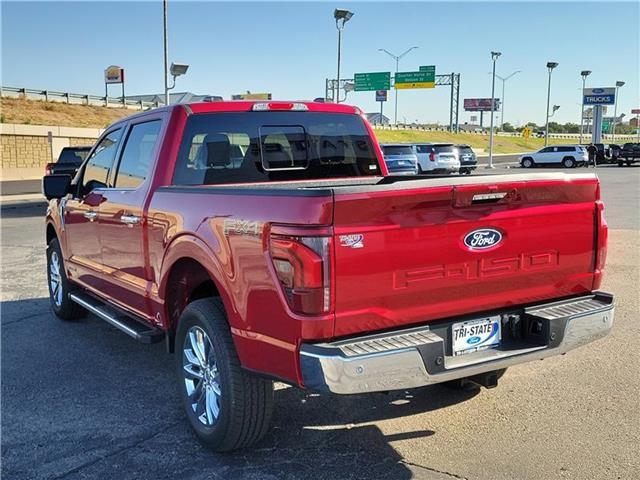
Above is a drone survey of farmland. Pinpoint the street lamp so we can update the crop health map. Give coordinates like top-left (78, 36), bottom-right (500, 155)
top-left (493, 70), bottom-right (521, 129)
top-left (579, 70), bottom-right (592, 144)
top-left (378, 46), bottom-right (419, 124)
top-left (334, 8), bottom-right (354, 104)
top-left (166, 62), bottom-right (189, 103)
top-left (487, 51), bottom-right (501, 169)
top-left (544, 61), bottom-right (559, 146)
top-left (611, 80), bottom-right (625, 141)
top-left (163, 0), bottom-right (169, 106)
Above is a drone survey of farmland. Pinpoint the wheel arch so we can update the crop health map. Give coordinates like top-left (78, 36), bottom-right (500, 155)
top-left (158, 234), bottom-right (235, 350)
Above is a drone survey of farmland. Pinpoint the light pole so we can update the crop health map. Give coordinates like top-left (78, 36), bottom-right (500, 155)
top-left (579, 70), bottom-right (592, 144)
top-left (163, 0), bottom-right (169, 106)
top-left (166, 63), bottom-right (189, 101)
top-left (611, 80), bottom-right (625, 141)
top-left (334, 8), bottom-right (354, 103)
top-left (544, 61), bottom-right (559, 147)
top-left (494, 70), bottom-right (521, 129)
top-left (378, 46), bottom-right (419, 124)
top-left (487, 51), bottom-right (501, 169)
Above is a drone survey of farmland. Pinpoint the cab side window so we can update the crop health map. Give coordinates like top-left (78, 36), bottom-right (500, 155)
top-left (82, 129), bottom-right (122, 193)
top-left (114, 120), bottom-right (162, 189)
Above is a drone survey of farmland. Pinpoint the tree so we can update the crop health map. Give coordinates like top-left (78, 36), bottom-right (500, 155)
top-left (502, 122), bottom-right (516, 132)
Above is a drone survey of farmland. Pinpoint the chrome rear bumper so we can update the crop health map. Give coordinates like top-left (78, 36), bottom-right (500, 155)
top-left (300, 293), bottom-right (614, 394)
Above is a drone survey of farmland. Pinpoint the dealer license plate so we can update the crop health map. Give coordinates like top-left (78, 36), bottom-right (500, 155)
top-left (452, 316), bottom-right (501, 356)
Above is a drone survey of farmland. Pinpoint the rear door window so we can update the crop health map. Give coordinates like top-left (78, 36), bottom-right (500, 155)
top-left (114, 120), bottom-right (162, 189)
top-left (415, 145), bottom-right (432, 154)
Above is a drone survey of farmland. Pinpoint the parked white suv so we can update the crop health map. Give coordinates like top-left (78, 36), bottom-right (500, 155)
top-left (414, 143), bottom-right (460, 174)
top-left (520, 145), bottom-right (588, 168)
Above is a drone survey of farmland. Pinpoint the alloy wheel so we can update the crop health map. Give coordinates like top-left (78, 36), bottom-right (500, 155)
top-left (183, 326), bottom-right (221, 426)
top-left (49, 251), bottom-right (63, 307)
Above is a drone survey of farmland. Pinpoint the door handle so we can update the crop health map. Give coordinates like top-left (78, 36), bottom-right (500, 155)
top-left (121, 214), bottom-right (141, 226)
top-left (83, 211), bottom-right (98, 221)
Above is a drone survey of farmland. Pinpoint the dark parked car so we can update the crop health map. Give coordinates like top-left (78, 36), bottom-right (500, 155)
top-left (455, 144), bottom-right (477, 174)
top-left (44, 146), bottom-right (92, 176)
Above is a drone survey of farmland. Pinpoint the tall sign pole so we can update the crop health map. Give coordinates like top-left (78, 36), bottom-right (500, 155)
top-left (488, 51), bottom-right (501, 169)
top-left (163, 0), bottom-right (169, 106)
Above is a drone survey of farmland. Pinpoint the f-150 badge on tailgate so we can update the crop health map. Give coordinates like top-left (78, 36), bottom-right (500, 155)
top-left (339, 234), bottom-right (364, 249)
top-left (463, 228), bottom-right (502, 250)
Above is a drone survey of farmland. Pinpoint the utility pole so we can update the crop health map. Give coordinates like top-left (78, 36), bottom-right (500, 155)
top-left (611, 80), bottom-right (625, 141)
top-left (544, 62), bottom-right (559, 147)
top-left (163, 0), bottom-right (169, 106)
top-left (579, 70), bottom-right (591, 144)
top-left (378, 46), bottom-right (419, 124)
top-left (488, 51), bottom-right (501, 169)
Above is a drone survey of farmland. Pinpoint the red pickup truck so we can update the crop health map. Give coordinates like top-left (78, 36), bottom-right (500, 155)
top-left (43, 100), bottom-right (614, 452)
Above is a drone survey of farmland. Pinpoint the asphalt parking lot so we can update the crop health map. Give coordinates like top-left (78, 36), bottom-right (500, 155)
top-left (2, 165), bottom-right (639, 480)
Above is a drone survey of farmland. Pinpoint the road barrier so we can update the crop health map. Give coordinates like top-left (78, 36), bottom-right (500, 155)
top-left (1, 86), bottom-right (158, 110)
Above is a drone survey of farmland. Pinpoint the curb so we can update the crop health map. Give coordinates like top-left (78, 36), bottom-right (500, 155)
top-left (1, 199), bottom-right (48, 211)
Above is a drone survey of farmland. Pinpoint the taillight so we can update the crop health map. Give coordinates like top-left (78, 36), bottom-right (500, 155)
top-left (595, 200), bottom-right (608, 271)
top-left (252, 102), bottom-right (308, 111)
top-left (269, 235), bottom-right (332, 315)
top-left (429, 151), bottom-right (436, 162)
top-left (45, 163), bottom-right (54, 176)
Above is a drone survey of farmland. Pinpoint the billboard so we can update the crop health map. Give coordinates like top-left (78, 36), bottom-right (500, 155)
top-left (464, 98), bottom-right (500, 112)
top-left (104, 65), bottom-right (124, 84)
top-left (231, 93), bottom-right (272, 100)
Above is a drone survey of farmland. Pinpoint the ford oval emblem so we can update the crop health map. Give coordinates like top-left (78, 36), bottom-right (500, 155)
top-left (467, 336), bottom-right (481, 345)
top-left (463, 228), bottom-right (503, 250)
top-left (592, 88), bottom-right (605, 93)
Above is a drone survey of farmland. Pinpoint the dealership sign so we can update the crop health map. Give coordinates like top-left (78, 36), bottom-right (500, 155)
top-left (583, 87), bottom-right (615, 105)
top-left (463, 98), bottom-right (500, 112)
top-left (104, 65), bottom-right (125, 84)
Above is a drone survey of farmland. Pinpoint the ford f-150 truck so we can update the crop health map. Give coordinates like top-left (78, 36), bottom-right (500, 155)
top-left (43, 100), bottom-right (614, 452)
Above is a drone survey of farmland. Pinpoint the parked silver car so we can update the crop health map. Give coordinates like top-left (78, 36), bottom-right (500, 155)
top-left (380, 144), bottom-right (419, 175)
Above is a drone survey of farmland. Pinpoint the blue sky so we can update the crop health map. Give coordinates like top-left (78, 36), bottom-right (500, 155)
top-left (2, 1), bottom-right (639, 126)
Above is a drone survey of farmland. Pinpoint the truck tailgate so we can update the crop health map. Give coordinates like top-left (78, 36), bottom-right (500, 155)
top-left (331, 174), bottom-right (599, 337)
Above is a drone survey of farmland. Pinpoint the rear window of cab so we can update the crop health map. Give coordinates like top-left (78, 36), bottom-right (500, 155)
top-left (173, 112), bottom-right (381, 185)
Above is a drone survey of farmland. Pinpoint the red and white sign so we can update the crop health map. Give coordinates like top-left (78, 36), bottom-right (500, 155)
top-left (631, 109), bottom-right (640, 114)
top-left (464, 98), bottom-right (500, 112)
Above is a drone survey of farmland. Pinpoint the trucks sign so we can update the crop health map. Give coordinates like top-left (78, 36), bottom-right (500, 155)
top-left (354, 72), bottom-right (391, 91)
top-left (583, 87), bottom-right (616, 105)
top-left (464, 98), bottom-right (500, 112)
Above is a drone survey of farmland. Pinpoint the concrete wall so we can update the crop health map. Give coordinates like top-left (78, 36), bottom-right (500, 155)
top-left (0, 124), bottom-right (102, 180)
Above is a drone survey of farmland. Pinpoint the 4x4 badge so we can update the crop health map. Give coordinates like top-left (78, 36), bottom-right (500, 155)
top-left (339, 234), bottom-right (364, 249)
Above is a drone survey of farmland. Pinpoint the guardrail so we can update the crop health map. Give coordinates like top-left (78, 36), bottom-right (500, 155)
top-left (0, 86), bottom-right (159, 110)
top-left (372, 123), bottom-right (636, 141)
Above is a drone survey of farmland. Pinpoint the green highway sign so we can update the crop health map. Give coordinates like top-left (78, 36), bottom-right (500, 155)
top-left (395, 67), bottom-right (436, 89)
top-left (354, 72), bottom-right (391, 91)
top-left (419, 65), bottom-right (436, 76)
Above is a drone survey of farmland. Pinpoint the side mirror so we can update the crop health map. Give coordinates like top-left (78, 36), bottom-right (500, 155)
top-left (42, 174), bottom-right (72, 200)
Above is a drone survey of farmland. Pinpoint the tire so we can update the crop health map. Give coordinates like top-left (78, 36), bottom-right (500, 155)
top-left (618, 160), bottom-right (624, 167)
top-left (443, 368), bottom-right (507, 391)
top-left (627, 161), bottom-right (632, 167)
top-left (175, 298), bottom-right (274, 452)
top-left (521, 157), bottom-right (534, 168)
top-left (562, 157), bottom-right (575, 168)
top-left (46, 238), bottom-right (86, 320)
top-left (417, 164), bottom-right (423, 174)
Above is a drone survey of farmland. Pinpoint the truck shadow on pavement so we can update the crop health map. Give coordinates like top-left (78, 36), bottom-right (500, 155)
top-left (1, 297), bottom-right (477, 480)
